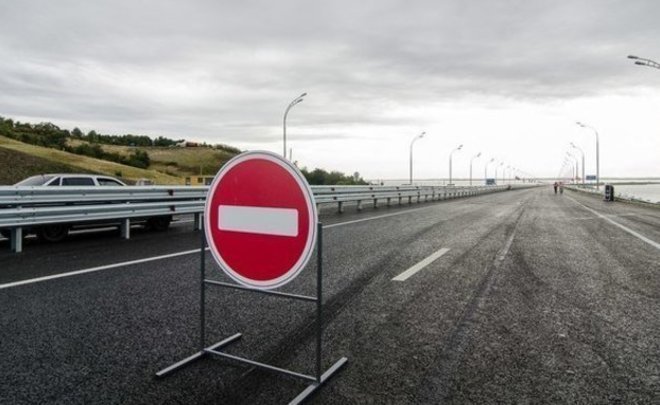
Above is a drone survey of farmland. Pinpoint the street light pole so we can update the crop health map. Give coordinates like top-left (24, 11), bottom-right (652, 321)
top-left (469, 152), bottom-right (481, 186)
top-left (283, 92), bottom-right (307, 158)
top-left (566, 152), bottom-right (579, 183)
top-left (495, 162), bottom-right (504, 185)
top-left (484, 158), bottom-right (495, 185)
top-left (576, 122), bottom-right (600, 189)
top-left (512, 167), bottom-right (518, 183)
top-left (628, 55), bottom-right (660, 70)
top-left (409, 131), bottom-right (426, 185)
top-left (449, 144), bottom-right (463, 185)
top-left (570, 142), bottom-right (585, 185)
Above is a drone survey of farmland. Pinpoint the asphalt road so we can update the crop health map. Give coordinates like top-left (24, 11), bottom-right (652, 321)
top-left (0, 187), bottom-right (658, 404)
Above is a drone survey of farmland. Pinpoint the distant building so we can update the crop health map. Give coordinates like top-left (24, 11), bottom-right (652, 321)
top-left (185, 176), bottom-right (215, 186)
top-left (176, 140), bottom-right (200, 147)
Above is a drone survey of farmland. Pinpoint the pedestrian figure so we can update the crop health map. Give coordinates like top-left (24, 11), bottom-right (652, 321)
top-left (553, 181), bottom-right (558, 194)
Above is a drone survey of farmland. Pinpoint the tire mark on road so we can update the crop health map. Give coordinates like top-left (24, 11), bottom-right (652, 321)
top-left (216, 193), bottom-right (534, 404)
top-left (428, 203), bottom-right (526, 403)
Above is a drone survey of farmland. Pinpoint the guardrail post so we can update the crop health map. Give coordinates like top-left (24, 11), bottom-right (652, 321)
top-left (10, 227), bottom-right (22, 253)
top-left (194, 213), bottom-right (202, 231)
top-left (337, 201), bottom-right (344, 214)
top-left (356, 200), bottom-right (363, 211)
top-left (120, 219), bottom-right (131, 240)
top-left (386, 197), bottom-right (392, 207)
top-left (373, 198), bottom-right (378, 209)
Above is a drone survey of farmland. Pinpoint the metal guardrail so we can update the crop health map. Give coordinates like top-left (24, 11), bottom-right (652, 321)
top-left (0, 184), bottom-right (536, 252)
top-left (313, 185), bottom-right (509, 212)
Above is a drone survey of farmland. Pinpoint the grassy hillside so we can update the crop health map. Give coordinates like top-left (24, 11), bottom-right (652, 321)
top-left (0, 135), bottom-right (183, 185)
top-left (67, 139), bottom-right (237, 177)
top-left (0, 148), bottom-right (96, 185)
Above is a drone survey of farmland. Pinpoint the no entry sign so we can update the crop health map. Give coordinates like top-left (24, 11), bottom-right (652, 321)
top-left (204, 151), bottom-right (318, 289)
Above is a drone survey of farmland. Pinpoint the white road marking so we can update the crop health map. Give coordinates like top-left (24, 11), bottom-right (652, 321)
top-left (0, 201), bottom-right (464, 289)
top-left (567, 196), bottom-right (660, 251)
top-left (0, 248), bottom-right (209, 290)
top-left (69, 226), bottom-right (120, 235)
top-left (392, 248), bottom-right (450, 281)
top-left (323, 205), bottom-right (441, 229)
top-left (219, 205), bottom-right (298, 236)
top-left (498, 229), bottom-right (516, 261)
top-left (566, 213), bottom-right (639, 221)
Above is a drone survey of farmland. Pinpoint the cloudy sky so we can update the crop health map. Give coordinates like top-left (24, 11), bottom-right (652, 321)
top-left (1, 0), bottom-right (659, 180)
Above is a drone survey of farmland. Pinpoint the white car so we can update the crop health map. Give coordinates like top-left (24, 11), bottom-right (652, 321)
top-left (3, 174), bottom-right (171, 242)
top-left (15, 174), bottom-right (127, 187)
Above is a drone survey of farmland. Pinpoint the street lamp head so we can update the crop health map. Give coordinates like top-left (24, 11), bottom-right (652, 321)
top-left (627, 55), bottom-right (639, 60)
top-left (476, 152), bottom-right (481, 158)
top-left (420, 131), bottom-right (426, 137)
top-left (299, 92), bottom-right (307, 98)
top-left (635, 60), bottom-right (646, 66)
top-left (576, 121), bottom-right (585, 127)
top-left (458, 144), bottom-right (463, 150)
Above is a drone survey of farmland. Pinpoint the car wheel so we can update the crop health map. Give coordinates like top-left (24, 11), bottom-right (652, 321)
top-left (146, 216), bottom-right (171, 232)
top-left (37, 225), bottom-right (69, 242)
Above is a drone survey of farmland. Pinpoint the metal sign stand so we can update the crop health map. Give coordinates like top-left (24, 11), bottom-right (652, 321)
top-left (156, 222), bottom-right (347, 404)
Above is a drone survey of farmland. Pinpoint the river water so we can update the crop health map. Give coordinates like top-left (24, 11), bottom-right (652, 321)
top-left (612, 184), bottom-right (660, 204)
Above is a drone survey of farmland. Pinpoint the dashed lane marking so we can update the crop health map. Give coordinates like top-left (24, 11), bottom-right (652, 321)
top-left (0, 197), bottom-right (498, 289)
top-left (392, 248), bottom-right (451, 281)
top-left (0, 207), bottom-right (441, 289)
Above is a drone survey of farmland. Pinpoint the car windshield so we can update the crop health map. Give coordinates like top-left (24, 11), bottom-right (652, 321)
top-left (98, 178), bottom-right (125, 186)
top-left (15, 175), bottom-right (56, 186)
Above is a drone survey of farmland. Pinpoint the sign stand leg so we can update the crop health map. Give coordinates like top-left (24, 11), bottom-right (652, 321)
top-left (155, 225), bottom-right (242, 378)
top-left (155, 222), bottom-right (347, 403)
top-left (316, 221), bottom-right (323, 382)
top-left (200, 223), bottom-right (206, 351)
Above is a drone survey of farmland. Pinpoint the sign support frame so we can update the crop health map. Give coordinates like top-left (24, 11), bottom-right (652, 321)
top-left (155, 222), bottom-right (347, 404)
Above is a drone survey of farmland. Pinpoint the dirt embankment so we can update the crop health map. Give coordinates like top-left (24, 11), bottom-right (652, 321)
top-left (0, 148), bottom-right (94, 185)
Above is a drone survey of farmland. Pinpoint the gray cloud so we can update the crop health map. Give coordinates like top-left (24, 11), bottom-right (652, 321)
top-left (1, 0), bottom-right (659, 148)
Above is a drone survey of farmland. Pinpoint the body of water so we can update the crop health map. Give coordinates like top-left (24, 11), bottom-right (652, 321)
top-left (612, 184), bottom-right (660, 204)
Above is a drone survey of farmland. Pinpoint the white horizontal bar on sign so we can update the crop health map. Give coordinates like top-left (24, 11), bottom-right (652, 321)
top-left (218, 205), bottom-right (298, 237)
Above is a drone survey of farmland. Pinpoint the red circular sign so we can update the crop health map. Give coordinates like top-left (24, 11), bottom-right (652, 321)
top-left (204, 151), bottom-right (318, 289)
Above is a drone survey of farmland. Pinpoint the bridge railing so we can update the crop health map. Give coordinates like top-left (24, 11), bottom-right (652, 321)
top-left (0, 183), bottom-right (534, 252)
